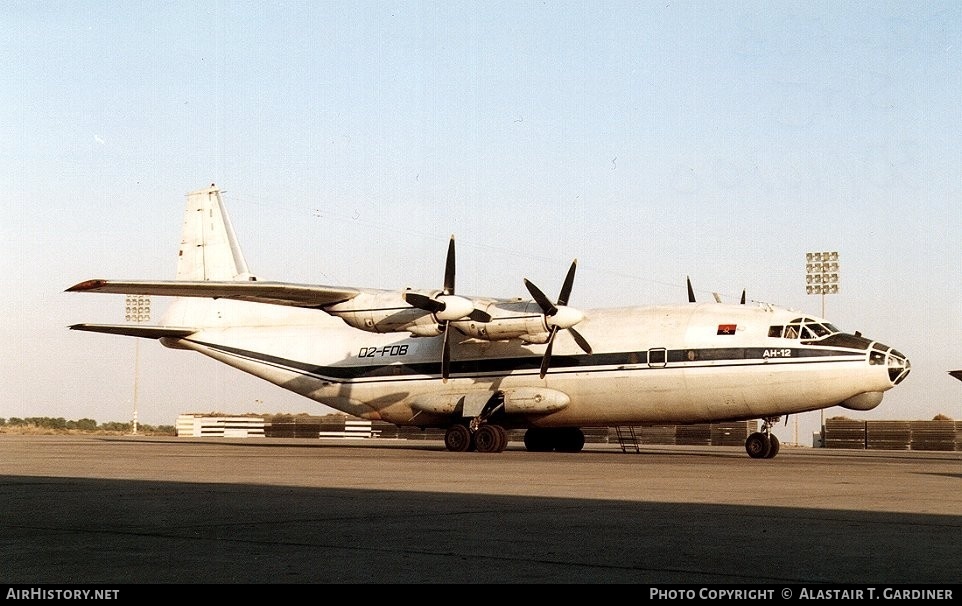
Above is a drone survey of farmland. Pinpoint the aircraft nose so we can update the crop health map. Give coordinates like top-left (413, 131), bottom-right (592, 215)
top-left (887, 349), bottom-right (911, 385)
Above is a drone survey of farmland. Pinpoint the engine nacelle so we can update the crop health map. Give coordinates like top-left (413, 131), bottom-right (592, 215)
top-left (449, 300), bottom-right (549, 342)
top-left (327, 294), bottom-right (554, 343)
top-left (326, 291), bottom-right (441, 335)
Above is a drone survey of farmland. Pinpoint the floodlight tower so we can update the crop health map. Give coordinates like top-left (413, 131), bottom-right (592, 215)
top-left (805, 251), bottom-right (839, 446)
top-left (125, 295), bottom-right (151, 434)
top-left (805, 251), bottom-right (839, 317)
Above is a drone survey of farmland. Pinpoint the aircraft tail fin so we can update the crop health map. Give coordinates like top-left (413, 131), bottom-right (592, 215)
top-left (176, 185), bottom-right (254, 282)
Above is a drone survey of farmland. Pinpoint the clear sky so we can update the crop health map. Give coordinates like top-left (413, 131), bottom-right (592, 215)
top-left (4, 1), bottom-right (960, 445)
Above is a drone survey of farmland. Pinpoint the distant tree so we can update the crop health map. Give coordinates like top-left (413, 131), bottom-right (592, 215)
top-left (932, 414), bottom-right (953, 421)
top-left (8, 418), bottom-right (25, 426)
top-left (0, 418), bottom-right (5, 426)
top-left (41, 417), bottom-right (68, 430)
top-left (74, 418), bottom-right (98, 431)
top-left (99, 421), bottom-right (131, 432)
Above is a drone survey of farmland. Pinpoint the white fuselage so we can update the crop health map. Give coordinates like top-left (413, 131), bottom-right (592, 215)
top-left (161, 297), bottom-right (905, 429)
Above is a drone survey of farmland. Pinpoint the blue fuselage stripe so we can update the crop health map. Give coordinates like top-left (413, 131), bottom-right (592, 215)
top-left (187, 339), bottom-right (864, 384)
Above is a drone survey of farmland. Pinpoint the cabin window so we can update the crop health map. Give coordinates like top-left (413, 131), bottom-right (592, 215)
top-left (768, 326), bottom-right (783, 337)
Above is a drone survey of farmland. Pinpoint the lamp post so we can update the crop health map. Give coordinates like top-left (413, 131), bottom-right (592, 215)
top-left (125, 295), bottom-right (151, 434)
top-left (805, 251), bottom-right (839, 446)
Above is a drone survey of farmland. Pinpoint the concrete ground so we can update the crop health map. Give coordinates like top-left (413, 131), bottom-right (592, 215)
top-left (1, 435), bottom-right (959, 585)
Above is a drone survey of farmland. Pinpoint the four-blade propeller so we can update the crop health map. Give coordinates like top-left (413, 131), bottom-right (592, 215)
top-left (406, 238), bottom-right (594, 381)
top-left (403, 236), bottom-right (491, 382)
top-left (524, 260), bottom-right (592, 379)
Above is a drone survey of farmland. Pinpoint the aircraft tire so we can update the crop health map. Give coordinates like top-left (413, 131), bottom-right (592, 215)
top-left (445, 425), bottom-right (473, 452)
top-left (493, 424), bottom-right (508, 452)
top-left (523, 428), bottom-right (554, 452)
top-left (556, 428), bottom-right (586, 453)
top-left (745, 432), bottom-right (772, 459)
top-left (765, 434), bottom-right (780, 458)
top-left (475, 424), bottom-right (507, 453)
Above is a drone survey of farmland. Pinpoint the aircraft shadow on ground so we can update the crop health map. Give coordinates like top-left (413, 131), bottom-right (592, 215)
top-left (3, 474), bottom-right (958, 584)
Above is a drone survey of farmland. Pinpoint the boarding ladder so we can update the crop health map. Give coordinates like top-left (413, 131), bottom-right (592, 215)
top-left (615, 426), bottom-right (640, 453)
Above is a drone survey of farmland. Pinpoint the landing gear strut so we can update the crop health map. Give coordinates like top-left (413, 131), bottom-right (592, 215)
top-left (745, 417), bottom-right (781, 459)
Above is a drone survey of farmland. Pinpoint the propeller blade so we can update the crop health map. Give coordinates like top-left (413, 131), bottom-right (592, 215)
top-left (523, 279), bottom-right (557, 316)
top-left (467, 308), bottom-right (492, 323)
top-left (557, 259), bottom-right (577, 306)
top-left (404, 292), bottom-right (445, 314)
top-left (539, 327), bottom-right (558, 379)
top-left (441, 322), bottom-right (451, 382)
top-left (443, 236), bottom-right (455, 295)
top-left (687, 276), bottom-right (696, 303)
top-left (569, 327), bottom-right (592, 354)
top-left (740, 289), bottom-right (746, 305)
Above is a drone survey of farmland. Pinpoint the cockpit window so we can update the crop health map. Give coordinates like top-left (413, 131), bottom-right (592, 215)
top-left (770, 318), bottom-right (840, 340)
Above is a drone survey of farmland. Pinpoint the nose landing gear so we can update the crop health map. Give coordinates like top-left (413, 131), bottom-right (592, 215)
top-left (745, 417), bottom-right (781, 459)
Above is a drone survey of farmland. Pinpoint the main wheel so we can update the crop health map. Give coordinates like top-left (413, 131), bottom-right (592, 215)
top-left (765, 434), bottom-right (780, 458)
top-left (556, 428), bottom-right (586, 453)
top-left (475, 424), bottom-right (507, 453)
top-left (444, 425), bottom-right (472, 452)
top-left (523, 428), bottom-right (553, 452)
top-left (745, 432), bottom-right (772, 459)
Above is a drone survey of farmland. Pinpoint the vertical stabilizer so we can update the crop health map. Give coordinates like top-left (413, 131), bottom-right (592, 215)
top-left (176, 185), bottom-right (254, 281)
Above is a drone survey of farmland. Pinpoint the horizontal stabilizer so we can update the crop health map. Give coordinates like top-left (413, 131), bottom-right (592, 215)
top-left (66, 279), bottom-right (361, 309)
top-left (68, 324), bottom-right (196, 339)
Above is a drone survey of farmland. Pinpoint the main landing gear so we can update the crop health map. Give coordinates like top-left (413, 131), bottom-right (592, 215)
top-left (442, 425), bottom-right (588, 454)
top-left (441, 391), bottom-right (588, 454)
top-left (745, 417), bottom-right (781, 459)
top-left (443, 392), bottom-right (509, 453)
top-left (443, 423), bottom-right (509, 453)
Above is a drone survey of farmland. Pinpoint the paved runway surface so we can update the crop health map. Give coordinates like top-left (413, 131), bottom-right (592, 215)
top-left (1, 435), bottom-right (959, 585)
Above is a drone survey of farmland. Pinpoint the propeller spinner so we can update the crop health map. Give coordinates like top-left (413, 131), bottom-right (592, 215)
top-left (403, 236), bottom-right (491, 382)
top-left (524, 259), bottom-right (592, 379)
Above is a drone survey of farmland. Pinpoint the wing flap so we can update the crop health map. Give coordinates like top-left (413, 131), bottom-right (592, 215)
top-left (66, 279), bottom-right (361, 308)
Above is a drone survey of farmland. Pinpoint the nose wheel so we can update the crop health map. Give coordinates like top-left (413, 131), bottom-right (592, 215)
top-left (745, 417), bottom-right (781, 459)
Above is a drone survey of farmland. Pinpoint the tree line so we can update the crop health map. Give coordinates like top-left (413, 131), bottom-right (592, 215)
top-left (0, 417), bottom-right (176, 434)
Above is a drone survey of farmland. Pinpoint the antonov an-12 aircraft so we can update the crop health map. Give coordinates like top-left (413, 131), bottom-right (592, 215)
top-left (68, 185), bottom-right (911, 458)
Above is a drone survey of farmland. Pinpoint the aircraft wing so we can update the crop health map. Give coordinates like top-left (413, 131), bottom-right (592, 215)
top-left (66, 279), bottom-right (362, 309)
top-left (68, 324), bottom-right (197, 339)
top-left (950, 370), bottom-right (962, 382)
